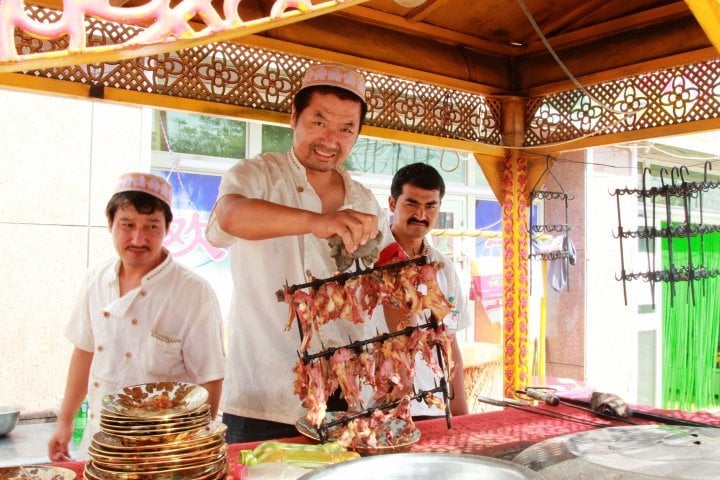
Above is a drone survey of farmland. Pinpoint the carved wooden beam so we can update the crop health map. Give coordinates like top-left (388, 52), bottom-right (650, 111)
top-left (338, 5), bottom-right (518, 56)
top-left (522, 2), bottom-right (693, 55)
top-left (0, 0), bottom-right (368, 73)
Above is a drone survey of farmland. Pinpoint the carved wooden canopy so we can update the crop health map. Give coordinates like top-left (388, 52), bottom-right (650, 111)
top-left (1, 0), bottom-right (719, 154)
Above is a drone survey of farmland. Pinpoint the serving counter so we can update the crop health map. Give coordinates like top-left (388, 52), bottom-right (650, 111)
top-left (44, 402), bottom-right (720, 478)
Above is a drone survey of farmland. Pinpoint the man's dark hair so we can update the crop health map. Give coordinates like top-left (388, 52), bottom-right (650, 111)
top-left (293, 86), bottom-right (368, 129)
top-left (391, 162), bottom-right (446, 200)
top-left (106, 191), bottom-right (173, 226)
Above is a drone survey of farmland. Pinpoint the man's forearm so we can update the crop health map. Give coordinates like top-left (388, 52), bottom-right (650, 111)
top-left (215, 195), bottom-right (316, 240)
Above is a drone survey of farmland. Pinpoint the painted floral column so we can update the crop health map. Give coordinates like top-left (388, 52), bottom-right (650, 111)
top-left (502, 154), bottom-right (530, 397)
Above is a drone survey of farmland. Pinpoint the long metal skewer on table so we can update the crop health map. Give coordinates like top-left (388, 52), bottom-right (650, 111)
top-left (476, 396), bottom-right (610, 428)
top-left (557, 395), bottom-right (720, 428)
top-left (519, 388), bottom-right (639, 425)
top-left (522, 387), bottom-right (720, 429)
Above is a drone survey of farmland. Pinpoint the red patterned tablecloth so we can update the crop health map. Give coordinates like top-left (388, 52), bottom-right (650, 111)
top-left (50, 403), bottom-right (720, 478)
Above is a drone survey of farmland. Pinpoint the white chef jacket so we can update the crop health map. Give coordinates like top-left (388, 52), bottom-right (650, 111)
top-left (65, 249), bottom-right (226, 437)
top-left (370, 244), bottom-right (470, 417)
top-left (205, 152), bottom-right (391, 425)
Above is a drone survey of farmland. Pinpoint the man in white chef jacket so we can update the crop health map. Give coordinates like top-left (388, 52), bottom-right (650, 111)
top-left (48, 172), bottom-right (226, 461)
top-left (205, 63), bottom-right (390, 443)
top-left (375, 162), bottom-right (470, 418)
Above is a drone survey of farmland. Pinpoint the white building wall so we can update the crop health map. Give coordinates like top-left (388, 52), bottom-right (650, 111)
top-left (584, 146), bottom-right (643, 404)
top-left (0, 88), bottom-right (148, 414)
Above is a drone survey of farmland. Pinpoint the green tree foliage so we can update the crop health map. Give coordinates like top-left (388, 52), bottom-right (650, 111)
top-left (262, 124), bottom-right (293, 153)
top-left (154, 111), bottom-right (247, 159)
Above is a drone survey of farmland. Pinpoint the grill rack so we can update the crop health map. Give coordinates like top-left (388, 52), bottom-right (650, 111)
top-left (279, 255), bottom-right (454, 443)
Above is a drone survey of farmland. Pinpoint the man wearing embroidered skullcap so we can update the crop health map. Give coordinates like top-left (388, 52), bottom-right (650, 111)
top-left (206, 63), bottom-right (392, 442)
top-left (48, 172), bottom-right (226, 461)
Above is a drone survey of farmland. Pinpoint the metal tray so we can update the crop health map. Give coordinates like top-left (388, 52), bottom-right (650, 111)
top-left (298, 453), bottom-right (543, 479)
top-left (514, 425), bottom-right (720, 479)
top-left (296, 412), bottom-right (420, 452)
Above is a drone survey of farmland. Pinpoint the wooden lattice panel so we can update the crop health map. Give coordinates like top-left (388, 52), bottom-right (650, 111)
top-left (11, 5), bottom-right (720, 147)
top-left (525, 60), bottom-right (720, 146)
top-left (12, 6), bottom-right (503, 145)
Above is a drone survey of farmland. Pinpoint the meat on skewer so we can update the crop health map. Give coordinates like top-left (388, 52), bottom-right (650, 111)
top-left (283, 258), bottom-right (456, 448)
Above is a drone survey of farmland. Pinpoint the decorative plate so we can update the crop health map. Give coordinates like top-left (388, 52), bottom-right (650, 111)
top-left (99, 414), bottom-right (209, 435)
top-left (0, 466), bottom-right (76, 480)
top-left (92, 421), bottom-right (226, 451)
top-left (101, 382), bottom-right (208, 417)
top-left (296, 412), bottom-right (421, 452)
top-left (86, 457), bottom-right (225, 480)
top-left (99, 404), bottom-right (210, 424)
top-left (88, 441), bottom-right (225, 463)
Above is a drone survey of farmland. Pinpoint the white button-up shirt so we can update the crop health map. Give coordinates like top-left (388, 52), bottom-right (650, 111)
top-left (66, 250), bottom-right (226, 435)
top-left (206, 152), bottom-right (390, 425)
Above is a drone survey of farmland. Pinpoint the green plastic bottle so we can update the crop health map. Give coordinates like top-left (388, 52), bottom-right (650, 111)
top-left (72, 398), bottom-right (88, 444)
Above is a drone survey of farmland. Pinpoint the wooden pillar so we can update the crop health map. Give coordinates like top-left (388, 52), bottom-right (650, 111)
top-left (500, 97), bottom-right (531, 398)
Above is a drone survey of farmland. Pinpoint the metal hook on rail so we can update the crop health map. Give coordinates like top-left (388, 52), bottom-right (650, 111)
top-left (704, 160), bottom-right (713, 184)
top-left (659, 167), bottom-right (669, 189)
top-left (677, 164), bottom-right (696, 305)
top-left (670, 165), bottom-right (681, 189)
top-left (640, 167), bottom-right (655, 306)
top-left (679, 165), bottom-right (690, 185)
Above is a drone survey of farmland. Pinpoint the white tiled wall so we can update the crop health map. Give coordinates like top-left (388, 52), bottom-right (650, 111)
top-left (0, 88), bottom-right (148, 414)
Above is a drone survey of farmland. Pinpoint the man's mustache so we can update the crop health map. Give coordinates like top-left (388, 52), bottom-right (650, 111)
top-left (407, 218), bottom-right (429, 227)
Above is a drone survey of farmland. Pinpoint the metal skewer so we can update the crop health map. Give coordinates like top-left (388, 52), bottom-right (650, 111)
top-left (476, 396), bottom-right (609, 428)
top-left (557, 395), bottom-right (720, 429)
top-left (519, 388), bottom-right (639, 425)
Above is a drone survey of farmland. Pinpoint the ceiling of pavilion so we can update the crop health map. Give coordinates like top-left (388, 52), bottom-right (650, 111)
top-left (208, 0), bottom-right (716, 96)
top-left (3, 0), bottom-right (720, 153)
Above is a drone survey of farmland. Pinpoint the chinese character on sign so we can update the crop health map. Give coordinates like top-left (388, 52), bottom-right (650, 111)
top-left (165, 211), bottom-right (227, 261)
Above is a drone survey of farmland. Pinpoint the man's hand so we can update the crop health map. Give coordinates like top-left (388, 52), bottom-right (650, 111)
top-left (48, 419), bottom-right (73, 462)
top-left (310, 209), bottom-right (378, 254)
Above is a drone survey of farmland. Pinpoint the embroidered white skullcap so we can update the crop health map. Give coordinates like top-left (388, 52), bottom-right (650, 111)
top-left (114, 172), bottom-right (172, 207)
top-left (299, 63), bottom-right (367, 104)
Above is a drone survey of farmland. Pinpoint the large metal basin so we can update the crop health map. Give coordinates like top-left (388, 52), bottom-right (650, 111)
top-left (299, 453), bottom-right (543, 479)
top-left (0, 406), bottom-right (22, 437)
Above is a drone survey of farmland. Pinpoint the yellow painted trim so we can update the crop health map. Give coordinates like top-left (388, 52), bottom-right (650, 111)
top-left (4, 70), bottom-right (720, 155)
top-left (685, 0), bottom-right (720, 54)
top-left (0, 73), bottom-right (509, 154)
top-left (0, 73), bottom-right (290, 123)
top-left (524, 118), bottom-right (720, 153)
top-left (0, 72), bottom-right (91, 97)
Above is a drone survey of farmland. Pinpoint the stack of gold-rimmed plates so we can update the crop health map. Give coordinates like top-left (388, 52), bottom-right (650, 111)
top-left (84, 382), bottom-right (228, 480)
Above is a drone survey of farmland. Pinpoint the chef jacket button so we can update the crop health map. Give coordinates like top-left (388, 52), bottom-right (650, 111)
top-left (297, 186), bottom-right (304, 193)
top-left (94, 382), bottom-right (100, 388)
top-left (103, 311), bottom-right (110, 318)
top-left (97, 345), bottom-right (104, 352)
top-left (140, 290), bottom-right (147, 297)
top-left (131, 318), bottom-right (138, 325)
top-left (90, 413), bottom-right (95, 420)
top-left (125, 352), bottom-right (132, 359)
